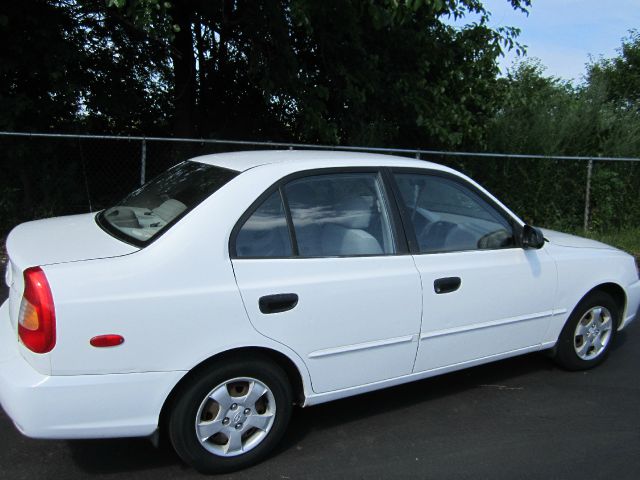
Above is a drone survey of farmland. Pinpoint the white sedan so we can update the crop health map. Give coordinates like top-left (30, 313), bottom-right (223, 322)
top-left (1, 150), bottom-right (638, 473)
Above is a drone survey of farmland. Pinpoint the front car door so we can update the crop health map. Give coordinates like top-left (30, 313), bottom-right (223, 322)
top-left (390, 169), bottom-right (558, 373)
top-left (231, 169), bottom-right (423, 393)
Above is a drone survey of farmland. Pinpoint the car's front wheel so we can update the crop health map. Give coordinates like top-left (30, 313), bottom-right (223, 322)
top-left (553, 291), bottom-right (619, 370)
top-left (168, 358), bottom-right (293, 474)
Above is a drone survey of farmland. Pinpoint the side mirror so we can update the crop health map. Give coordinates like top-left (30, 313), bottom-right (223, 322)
top-left (521, 225), bottom-right (545, 249)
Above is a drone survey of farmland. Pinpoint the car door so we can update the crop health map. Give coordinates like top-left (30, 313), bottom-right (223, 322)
top-left (390, 170), bottom-right (558, 373)
top-left (231, 170), bottom-right (423, 393)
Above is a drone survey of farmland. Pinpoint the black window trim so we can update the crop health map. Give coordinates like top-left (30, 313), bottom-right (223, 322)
top-left (229, 167), bottom-right (410, 259)
top-left (279, 185), bottom-right (299, 256)
top-left (386, 167), bottom-right (525, 255)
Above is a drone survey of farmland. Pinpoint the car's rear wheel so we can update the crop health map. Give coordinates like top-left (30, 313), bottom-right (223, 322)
top-left (168, 358), bottom-right (292, 474)
top-left (553, 291), bottom-right (619, 370)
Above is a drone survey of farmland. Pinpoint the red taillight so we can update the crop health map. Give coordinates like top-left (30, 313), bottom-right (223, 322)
top-left (18, 266), bottom-right (56, 353)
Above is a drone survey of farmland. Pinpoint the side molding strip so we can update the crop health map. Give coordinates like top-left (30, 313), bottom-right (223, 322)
top-left (420, 310), bottom-right (558, 341)
top-left (308, 334), bottom-right (417, 359)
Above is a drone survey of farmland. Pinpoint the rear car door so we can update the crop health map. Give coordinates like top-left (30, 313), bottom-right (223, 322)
top-left (390, 170), bottom-right (558, 373)
top-left (231, 169), bottom-right (423, 393)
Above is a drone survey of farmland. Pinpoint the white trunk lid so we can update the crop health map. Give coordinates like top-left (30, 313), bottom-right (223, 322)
top-left (6, 212), bottom-right (138, 270)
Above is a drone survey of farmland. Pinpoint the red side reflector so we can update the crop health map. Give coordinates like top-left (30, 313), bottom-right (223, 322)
top-left (90, 334), bottom-right (125, 348)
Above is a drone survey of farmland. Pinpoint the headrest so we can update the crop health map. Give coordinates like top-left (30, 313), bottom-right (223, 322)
top-left (152, 199), bottom-right (187, 223)
top-left (332, 196), bottom-right (372, 229)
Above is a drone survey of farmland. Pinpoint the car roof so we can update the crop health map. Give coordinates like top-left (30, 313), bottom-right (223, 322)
top-left (189, 149), bottom-right (454, 173)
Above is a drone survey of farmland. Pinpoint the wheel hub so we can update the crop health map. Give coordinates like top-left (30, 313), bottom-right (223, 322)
top-left (573, 305), bottom-right (613, 361)
top-left (194, 377), bottom-right (276, 457)
top-left (232, 410), bottom-right (244, 423)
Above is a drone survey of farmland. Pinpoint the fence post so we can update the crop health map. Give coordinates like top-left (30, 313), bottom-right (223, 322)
top-left (140, 139), bottom-right (147, 186)
top-left (583, 159), bottom-right (593, 231)
top-left (415, 151), bottom-right (421, 160)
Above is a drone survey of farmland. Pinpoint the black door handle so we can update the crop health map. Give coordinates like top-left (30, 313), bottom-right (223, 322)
top-left (434, 277), bottom-right (461, 294)
top-left (259, 293), bottom-right (299, 314)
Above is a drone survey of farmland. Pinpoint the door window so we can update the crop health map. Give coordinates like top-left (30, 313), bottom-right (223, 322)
top-left (394, 173), bottom-right (515, 253)
top-left (285, 173), bottom-right (395, 256)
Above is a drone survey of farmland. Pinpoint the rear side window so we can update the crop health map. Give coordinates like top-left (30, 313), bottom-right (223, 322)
top-left (235, 191), bottom-right (293, 258)
top-left (98, 161), bottom-right (237, 246)
top-left (233, 171), bottom-right (397, 258)
top-left (285, 173), bottom-right (395, 257)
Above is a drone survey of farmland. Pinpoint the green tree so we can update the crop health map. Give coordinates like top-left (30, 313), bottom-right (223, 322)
top-left (2, 0), bottom-right (536, 231)
top-left (0, 0), bottom-right (86, 223)
top-left (584, 31), bottom-right (640, 230)
top-left (0, 1), bottom-right (84, 132)
top-left (588, 30), bottom-right (640, 111)
top-left (483, 41), bottom-right (640, 231)
top-left (0, 0), bottom-right (174, 230)
top-left (106, 0), bottom-right (531, 145)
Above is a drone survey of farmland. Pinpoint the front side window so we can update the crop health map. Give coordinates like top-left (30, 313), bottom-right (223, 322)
top-left (394, 173), bottom-right (515, 253)
top-left (98, 161), bottom-right (237, 246)
top-left (285, 173), bottom-right (395, 256)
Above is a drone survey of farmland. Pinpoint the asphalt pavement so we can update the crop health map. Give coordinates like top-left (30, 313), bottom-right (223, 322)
top-left (1, 284), bottom-right (639, 479)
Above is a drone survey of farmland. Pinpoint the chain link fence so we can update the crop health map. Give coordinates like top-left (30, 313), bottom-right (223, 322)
top-left (1, 132), bottom-right (639, 237)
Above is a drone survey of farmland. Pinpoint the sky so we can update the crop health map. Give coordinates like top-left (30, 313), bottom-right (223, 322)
top-left (452, 0), bottom-right (640, 82)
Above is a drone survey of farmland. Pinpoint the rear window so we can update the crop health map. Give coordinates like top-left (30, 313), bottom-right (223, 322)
top-left (97, 161), bottom-right (238, 246)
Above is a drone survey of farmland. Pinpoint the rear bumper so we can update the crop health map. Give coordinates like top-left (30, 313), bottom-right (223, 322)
top-left (0, 300), bottom-right (185, 439)
top-left (620, 279), bottom-right (640, 331)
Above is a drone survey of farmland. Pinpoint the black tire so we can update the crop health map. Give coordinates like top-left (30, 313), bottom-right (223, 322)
top-left (168, 357), bottom-right (293, 474)
top-left (552, 291), bottom-right (619, 371)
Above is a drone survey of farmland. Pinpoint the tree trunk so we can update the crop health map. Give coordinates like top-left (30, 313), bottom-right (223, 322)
top-left (195, 18), bottom-right (209, 134)
top-left (170, 1), bottom-right (197, 138)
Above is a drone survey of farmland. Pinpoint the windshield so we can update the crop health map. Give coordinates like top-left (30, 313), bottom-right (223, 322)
top-left (98, 161), bottom-right (238, 246)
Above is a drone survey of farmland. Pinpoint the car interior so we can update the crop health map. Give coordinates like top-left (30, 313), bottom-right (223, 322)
top-left (395, 174), bottom-right (514, 253)
top-left (236, 171), bottom-right (516, 258)
top-left (235, 174), bottom-right (394, 258)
